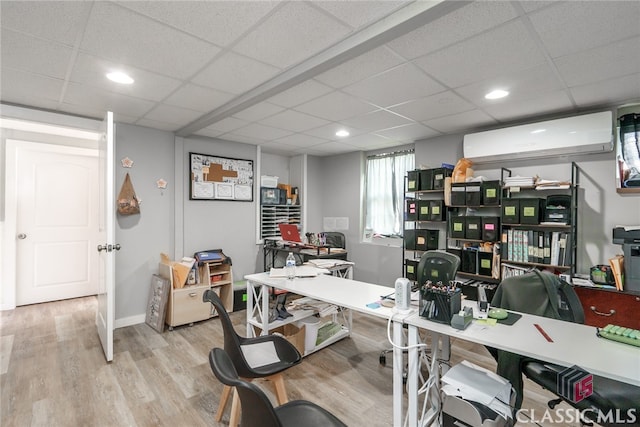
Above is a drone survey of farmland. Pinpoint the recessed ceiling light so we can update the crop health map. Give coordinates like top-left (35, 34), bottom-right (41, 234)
top-left (335, 130), bottom-right (350, 137)
top-left (106, 71), bottom-right (134, 84)
top-left (531, 129), bottom-right (546, 134)
top-left (485, 89), bottom-right (509, 100)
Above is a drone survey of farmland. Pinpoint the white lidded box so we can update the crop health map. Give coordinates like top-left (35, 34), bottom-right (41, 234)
top-left (261, 175), bottom-right (278, 188)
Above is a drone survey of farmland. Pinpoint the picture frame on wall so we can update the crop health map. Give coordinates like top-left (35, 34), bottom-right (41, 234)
top-left (189, 152), bottom-right (254, 201)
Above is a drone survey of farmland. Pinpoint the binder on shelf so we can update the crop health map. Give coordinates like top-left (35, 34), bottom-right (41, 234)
top-left (543, 232), bottom-right (551, 264)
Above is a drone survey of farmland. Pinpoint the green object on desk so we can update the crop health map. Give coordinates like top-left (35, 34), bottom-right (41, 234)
top-left (475, 318), bottom-right (497, 326)
top-left (598, 324), bottom-right (640, 347)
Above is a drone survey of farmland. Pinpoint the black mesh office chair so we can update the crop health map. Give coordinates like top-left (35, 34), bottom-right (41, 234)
top-left (490, 271), bottom-right (640, 426)
top-left (379, 250), bottom-right (461, 366)
top-left (324, 232), bottom-right (346, 249)
top-left (203, 290), bottom-right (302, 426)
top-left (209, 348), bottom-right (347, 427)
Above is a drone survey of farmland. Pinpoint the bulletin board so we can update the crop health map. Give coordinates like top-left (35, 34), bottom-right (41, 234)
top-left (189, 152), bottom-right (254, 201)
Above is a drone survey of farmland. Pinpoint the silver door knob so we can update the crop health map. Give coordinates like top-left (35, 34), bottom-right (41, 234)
top-left (97, 244), bottom-right (107, 252)
top-left (17, 233), bottom-right (27, 239)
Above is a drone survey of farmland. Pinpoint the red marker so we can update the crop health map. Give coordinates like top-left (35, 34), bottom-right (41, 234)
top-left (534, 323), bottom-right (553, 342)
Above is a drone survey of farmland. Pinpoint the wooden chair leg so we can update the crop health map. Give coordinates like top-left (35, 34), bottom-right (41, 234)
top-left (269, 373), bottom-right (288, 405)
top-left (215, 384), bottom-right (232, 422)
top-left (229, 387), bottom-right (241, 427)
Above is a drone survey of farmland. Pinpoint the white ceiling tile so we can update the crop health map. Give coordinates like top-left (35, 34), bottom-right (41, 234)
top-left (455, 64), bottom-right (565, 107)
top-left (0, 68), bottom-right (63, 105)
top-left (69, 53), bottom-right (183, 102)
top-left (193, 127), bottom-right (225, 139)
top-left (191, 51), bottom-right (281, 94)
top-left (0, 1), bottom-right (91, 45)
top-left (570, 73), bottom-right (640, 108)
top-left (374, 123), bottom-right (441, 142)
top-left (315, 46), bottom-right (405, 89)
top-left (143, 104), bottom-right (203, 126)
top-left (388, 91), bottom-right (475, 122)
top-left (164, 84), bottom-right (235, 113)
top-left (308, 140), bottom-right (361, 154)
top-left (205, 117), bottom-right (249, 134)
top-left (294, 91), bottom-right (376, 121)
top-left (387, 1), bottom-right (518, 60)
top-left (134, 117), bottom-right (180, 132)
top-left (555, 36), bottom-right (640, 88)
top-left (302, 122), bottom-right (367, 141)
top-left (232, 102), bottom-right (284, 122)
top-left (58, 102), bottom-right (113, 121)
top-left (116, 1), bottom-right (278, 47)
top-left (423, 110), bottom-right (498, 134)
top-left (336, 133), bottom-right (394, 150)
top-left (528, 1), bottom-right (640, 59)
top-left (233, 122), bottom-right (293, 141)
top-left (272, 133), bottom-right (329, 148)
top-left (266, 79), bottom-right (334, 108)
top-left (483, 90), bottom-right (574, 123)
top-left (80, 2), bottom-right (220, 79)
top-left (342, 63), bottom-right (445, 107)
top-left (312, 1), bottom-right (406, 30)
top-left (1, 29), bottom-right (73, 79)
top-left (218, 133), bottom-right (263, 145)
top-left (63, 82), bottom-right (156, 118)
top-left (232, 2), bottom-right (350, 69)
top-left (414, 20), bottom-right (547, 88)
top-left (258, 110), bottom-right (330, 133)
top-left (342, 110), bottom-right (413, 132)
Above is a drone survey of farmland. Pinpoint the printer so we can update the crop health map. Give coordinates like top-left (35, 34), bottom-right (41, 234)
top-left (613, 227), bottom-right (640, 292)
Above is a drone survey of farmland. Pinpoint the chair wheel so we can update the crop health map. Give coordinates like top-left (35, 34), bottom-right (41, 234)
top-left (379, 353), bottom-right (386, 366)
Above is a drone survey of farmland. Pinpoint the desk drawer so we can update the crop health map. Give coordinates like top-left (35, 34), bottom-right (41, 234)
top-left (573, 286), bottom-right (640, 329)
top-left (166, 284), bottom-right (213, 327)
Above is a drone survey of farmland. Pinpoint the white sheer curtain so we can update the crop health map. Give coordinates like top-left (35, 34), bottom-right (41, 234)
top-left (365, 151), bottom-right (415, 236)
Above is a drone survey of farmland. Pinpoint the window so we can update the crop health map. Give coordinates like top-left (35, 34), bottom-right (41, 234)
top-left (364, 150), bottom-right (415, 237)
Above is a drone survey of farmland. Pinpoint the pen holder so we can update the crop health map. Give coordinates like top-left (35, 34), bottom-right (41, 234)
top-left (419, 287), bottom-right (461, 323)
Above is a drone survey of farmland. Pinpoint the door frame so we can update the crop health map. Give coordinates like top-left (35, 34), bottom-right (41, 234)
top-left (1, 118), bottom-right (101, 310)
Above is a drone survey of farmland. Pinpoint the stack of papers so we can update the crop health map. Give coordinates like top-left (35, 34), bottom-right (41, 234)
top-left (307, 259), bottom-right (354, 269)
top-left (441, 361), bottom-right (513, 421)
top-left (535, 178), bottom-right (571, 190)
top-left (503, 175), bottom-right (535, 188)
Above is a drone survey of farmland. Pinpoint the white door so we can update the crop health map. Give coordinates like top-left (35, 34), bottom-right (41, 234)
top-left (14, 142), bottom-right (99, 305)
top-left (96, 111), bottom-right (116, 362)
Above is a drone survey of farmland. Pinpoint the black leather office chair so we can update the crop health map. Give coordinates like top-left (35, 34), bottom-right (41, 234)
top-left (209, 348), bottom-right (347, 427)
top-left (490, 271), bottom-right (640, 426)
top-left (203, 290), bottom-right (302, 426)
top-left (379, 250), bottom-right (461, 366)
top-left (324, 232), bottom-right (346, 249)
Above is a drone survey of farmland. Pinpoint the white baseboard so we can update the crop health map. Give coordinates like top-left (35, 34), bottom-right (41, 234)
top-left (115, 314), bottom-right (146, 329)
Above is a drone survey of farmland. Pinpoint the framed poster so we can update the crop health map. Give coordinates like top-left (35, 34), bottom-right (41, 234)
top-left (145, 274), bottom-right (170, 333)
top-left (189, 152), bottom-right (254, 201)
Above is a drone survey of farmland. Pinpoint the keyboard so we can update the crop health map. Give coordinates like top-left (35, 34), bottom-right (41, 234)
top-left (597, 324), bottom-right (640, 347)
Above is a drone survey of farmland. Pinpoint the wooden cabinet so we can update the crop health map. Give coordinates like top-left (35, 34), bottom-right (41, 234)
top-left (574, 286), bottom-right (640, 329)
top-left (162, 256), bottom-right (234, 330)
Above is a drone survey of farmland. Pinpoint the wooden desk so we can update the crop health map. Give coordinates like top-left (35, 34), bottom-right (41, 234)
top-left (403, 301), bottom-right (640, 426)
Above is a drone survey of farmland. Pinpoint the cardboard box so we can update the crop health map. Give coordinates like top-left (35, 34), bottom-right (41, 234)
top-left (160, 253), bottom-right (195, 289)
top-left (255, 324), bottom-right (306, 356)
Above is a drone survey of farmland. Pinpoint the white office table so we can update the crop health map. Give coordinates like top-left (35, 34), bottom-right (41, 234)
top-left (403, 302), bottom-right (640, 427)
top-left (244, 272), bottom-right (410, 427)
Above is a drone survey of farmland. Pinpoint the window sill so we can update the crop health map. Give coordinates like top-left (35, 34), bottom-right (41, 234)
top-left (362, 235), bottom-right (403, 248)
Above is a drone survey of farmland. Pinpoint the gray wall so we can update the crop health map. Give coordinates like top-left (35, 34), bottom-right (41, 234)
top-left (114, 123), bottom-right (175, 321)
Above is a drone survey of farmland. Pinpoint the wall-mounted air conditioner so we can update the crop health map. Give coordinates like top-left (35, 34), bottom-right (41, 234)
top-left (463, 111), bottom-right (613, 163)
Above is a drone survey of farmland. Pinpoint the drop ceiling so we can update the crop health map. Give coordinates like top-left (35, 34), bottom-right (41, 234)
top-left (1, 1), bottom-right (639, 156)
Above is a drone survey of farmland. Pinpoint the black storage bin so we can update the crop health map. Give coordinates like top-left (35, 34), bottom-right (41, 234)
top-left (419, 169), bottom-right (433, 191)
top-left (461, 249), bottom-right (478, 274)
top-left (432, 168), bottom-right (452, 190)
top-left (478, 251), bottom-right (493, 276)
top-left (233, 286), bottom-right (248, 311)
top-left (502, 199), bottom-right (520, 224)
top-left (405, 259), bottom-right (419, 281)
top-left (482, 217), bottom-right (500, 242)
top-left (417, 200), bottom-right (430, 221)
top-left (544, 195), bottom-right (572, 224)
top-left (419, 287), bottom-right (462, 323)
top-left (450, 183), bottom-right (466, 206)
top-left (449, 216), bottom-right (465, 238)
top-left (481, 180), bottom-right (501, 205)
top-left (415, 229), bottom-right (439, 250)
top-left (406, 199), bottom-right (418, 221)
top-left (520, 198), bottom-right (545, 225)
top-left (404, 229), bottom-right (416, 250)
top-left (465, 216), bottom-right (482, 240)
top-left (461, 283), bottom-right (497, 302)
top-left (429, 200), bottom-right (445, 221)
top-left (465, 183), bottom-right (481, 206)
top-left (407, 170), bottom-right (420, 191)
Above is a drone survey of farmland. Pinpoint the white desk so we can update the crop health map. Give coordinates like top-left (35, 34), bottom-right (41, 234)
top-left (404, 301), bottom-right (640, 426)
top-left (244, 272), bottom-right (409, 427)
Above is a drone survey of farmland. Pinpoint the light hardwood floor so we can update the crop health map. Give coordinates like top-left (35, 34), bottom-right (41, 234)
top-left (1, 296), bottom-right (585, 426)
